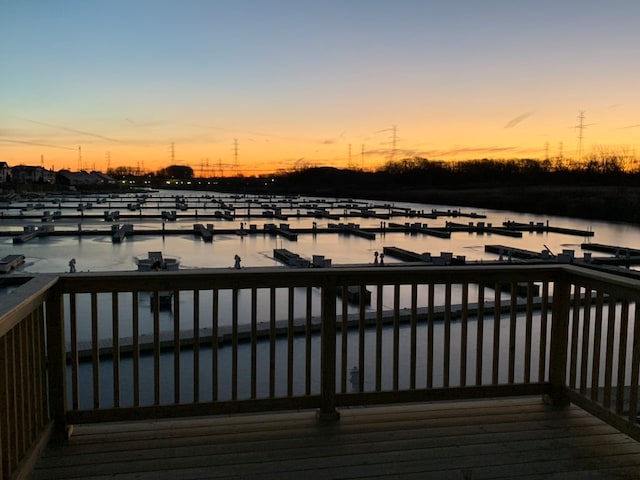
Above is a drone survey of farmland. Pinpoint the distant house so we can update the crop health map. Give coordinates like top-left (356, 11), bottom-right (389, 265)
top-left (0, 162), bottom-right (10, 183)
top-left (91, 171), bottom-right (116, 184)
top-left (56, 170), bottom-right (115, 186)
top-left (10, 165), bottom-right (56, 184)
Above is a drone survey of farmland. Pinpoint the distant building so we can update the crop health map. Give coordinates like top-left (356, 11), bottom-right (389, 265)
top-left (10, 165), bottom-right (56, 184)
top-left (0, 162), bottom-right (10, 183)
top-left (56, 169), bottom-right (115, 186)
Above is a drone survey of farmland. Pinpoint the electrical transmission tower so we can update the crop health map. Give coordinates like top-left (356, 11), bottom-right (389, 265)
top-left (576, 111), bottom-right (586, 162)
top-left (574, 111), bottom-right (594, 162)
top-left (233, 139), bottom-right (239, 175)
top-left (390, 124), bottom-right (398, 162)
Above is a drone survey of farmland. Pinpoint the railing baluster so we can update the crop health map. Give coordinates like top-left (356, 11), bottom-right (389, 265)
top-left (251, 287), bottom-right (258, 399)
top-left (508, 284), bottom-right (517, 384)
top-left (427, 283), bottom-right (434, 389)
top-left (603, 295), bottom-right (617, 409)
top-left (476, 284), bottom-right (485, 386)
top-left (443, 283), bottom-right (451, 388)
top-left (393, 284), bottom-right (400, 391)
top-left (14, 326), bottom-right (24, 458)
top-left (112, 292), bottom-right (120, 408)
top-left (340, 285), bottom-right (348, 393)
top-left (153, 290), bottom-right (161, 405)
top-left (91, 292), bottom-right (100, 409)
top-left (375, 284), bottom-right (383, 392)
top-left (232, 288), bottom-right (238, 401)
top-left (34, 306), bottom-right (46, 433)
top-left (492, 283), bottom-right (501, 385)
top-left (9, 331), bottom-right (18, 472)
top-left (616, 300), bottom-right (629, 415)
top-left (69, 293), bottom-right (78, 410)
top-left (628, 304), bottom-right (640, 423)
top-left (193, 289), bottom-right (200, 403)
top-left (460, 283), bottom-right (469, 387)
top-left (269, 287), bottom-right (276, 398)
top-left (173, 290), bottom-right (181, 404)
top-left (288, 287), bottom-right (294, 397)
top-left (9, 330), bottom-right (18, 468)
top-left (410, 283), bottom-right (418, 389)
top-left (579, 287), bottom-right (592, 394)
top-left (569, 285), bottom-right (581, 389)
top-left (538, 282), bottom-right (550, 382)
top-left (524, 282), bottom-right (533, 383)
top-left (0, 334), bottom-right (8, 479)
top-left (305, 286), bottom-right (312, 396)
top-left (591, 291), bottom-right (604, 402)
top-left (212, 289), bottom-right (219, 401)
top-left (132, 291), bottom-right (140, 407)
top-left (24, 314), bottom-right (34, 445)
top-left (251, 288), bottom-right (258, 399)
top-left (358, 284), bottom-right (366, 392)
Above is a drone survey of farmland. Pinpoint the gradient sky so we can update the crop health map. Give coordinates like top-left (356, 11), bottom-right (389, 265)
top-left (2, 0), bottom-right (640, 175)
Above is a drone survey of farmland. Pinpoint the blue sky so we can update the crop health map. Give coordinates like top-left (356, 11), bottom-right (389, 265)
top-left (2, 0), bottom-right (640, 173)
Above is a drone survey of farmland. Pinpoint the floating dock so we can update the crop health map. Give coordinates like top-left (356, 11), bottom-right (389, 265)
top-left (111, 224), bottom-right (133, 243)
top-left (387, 222), bottom-right (451, 238)
top-left (273, 249), bottom-right (310, 267)
top-left (484, 245), bottom-right (546, 260)
top-left (12, 225), bottom-right (54, 244)
top-left (383, 246), bottom-right (429, 262)
top-left (0, 254), bottom-right (25, 273)
top-left (264, 223), bottom-right (298, 241)
top-left (193, 224), bottom-right (213, 242)
top-left (446, 222), bottom-right (523, 238)
top-left (504, 221), bottom-right (594, 237)
top-left (328, 223), bottom-right (376, 240)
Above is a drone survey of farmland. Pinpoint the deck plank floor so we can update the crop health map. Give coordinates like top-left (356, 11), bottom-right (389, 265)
top-left (31, 397), bottom-right (640, 480)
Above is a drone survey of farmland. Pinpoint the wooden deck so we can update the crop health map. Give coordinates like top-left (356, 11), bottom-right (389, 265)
top-left (31, 397), bottom-right (640, 480)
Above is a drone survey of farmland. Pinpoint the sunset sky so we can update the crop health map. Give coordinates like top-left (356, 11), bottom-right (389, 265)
top-left (2, 1), bottom-right (640, 175)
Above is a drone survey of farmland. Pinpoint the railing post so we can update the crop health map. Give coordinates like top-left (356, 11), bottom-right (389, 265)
top-left (45, 285), bottom-right (67, 438)
top-left (548, 277), bottom-right (571, 406)
top-left (318, 275), bottom-right (340, 422)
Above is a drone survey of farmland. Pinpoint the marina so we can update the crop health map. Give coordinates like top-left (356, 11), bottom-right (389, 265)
top-left (0, 189), bottom-right (636, 276)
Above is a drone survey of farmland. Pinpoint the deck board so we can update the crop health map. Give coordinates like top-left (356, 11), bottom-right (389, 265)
top-left (31, 397), bottom-right (640, 480)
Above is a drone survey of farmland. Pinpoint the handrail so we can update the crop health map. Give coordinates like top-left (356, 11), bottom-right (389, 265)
top-left (2, 263), bottom-right (640, 479)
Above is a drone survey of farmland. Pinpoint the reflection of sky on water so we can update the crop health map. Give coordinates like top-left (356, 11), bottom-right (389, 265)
top-left (1, 188), bottom-right (639, 274)
top-left (11, 191), bottom-right (632, 408)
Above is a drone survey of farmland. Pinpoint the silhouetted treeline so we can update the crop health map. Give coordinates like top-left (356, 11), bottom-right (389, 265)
top-left (213, 157), bottom-right (640, 223)
top-left (105, 156), bottom-right (640, 223)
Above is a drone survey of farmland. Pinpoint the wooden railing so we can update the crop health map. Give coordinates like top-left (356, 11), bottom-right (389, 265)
top-left (0, 275), bottom-right (56, 480)
top-left (1, 263), bottom-right (640, 479)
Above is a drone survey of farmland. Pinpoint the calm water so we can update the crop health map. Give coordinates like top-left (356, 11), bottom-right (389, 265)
top-left (2, 188), bottom-right (638, 273)
top-left (3, 189), bottom-right (637, 407)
